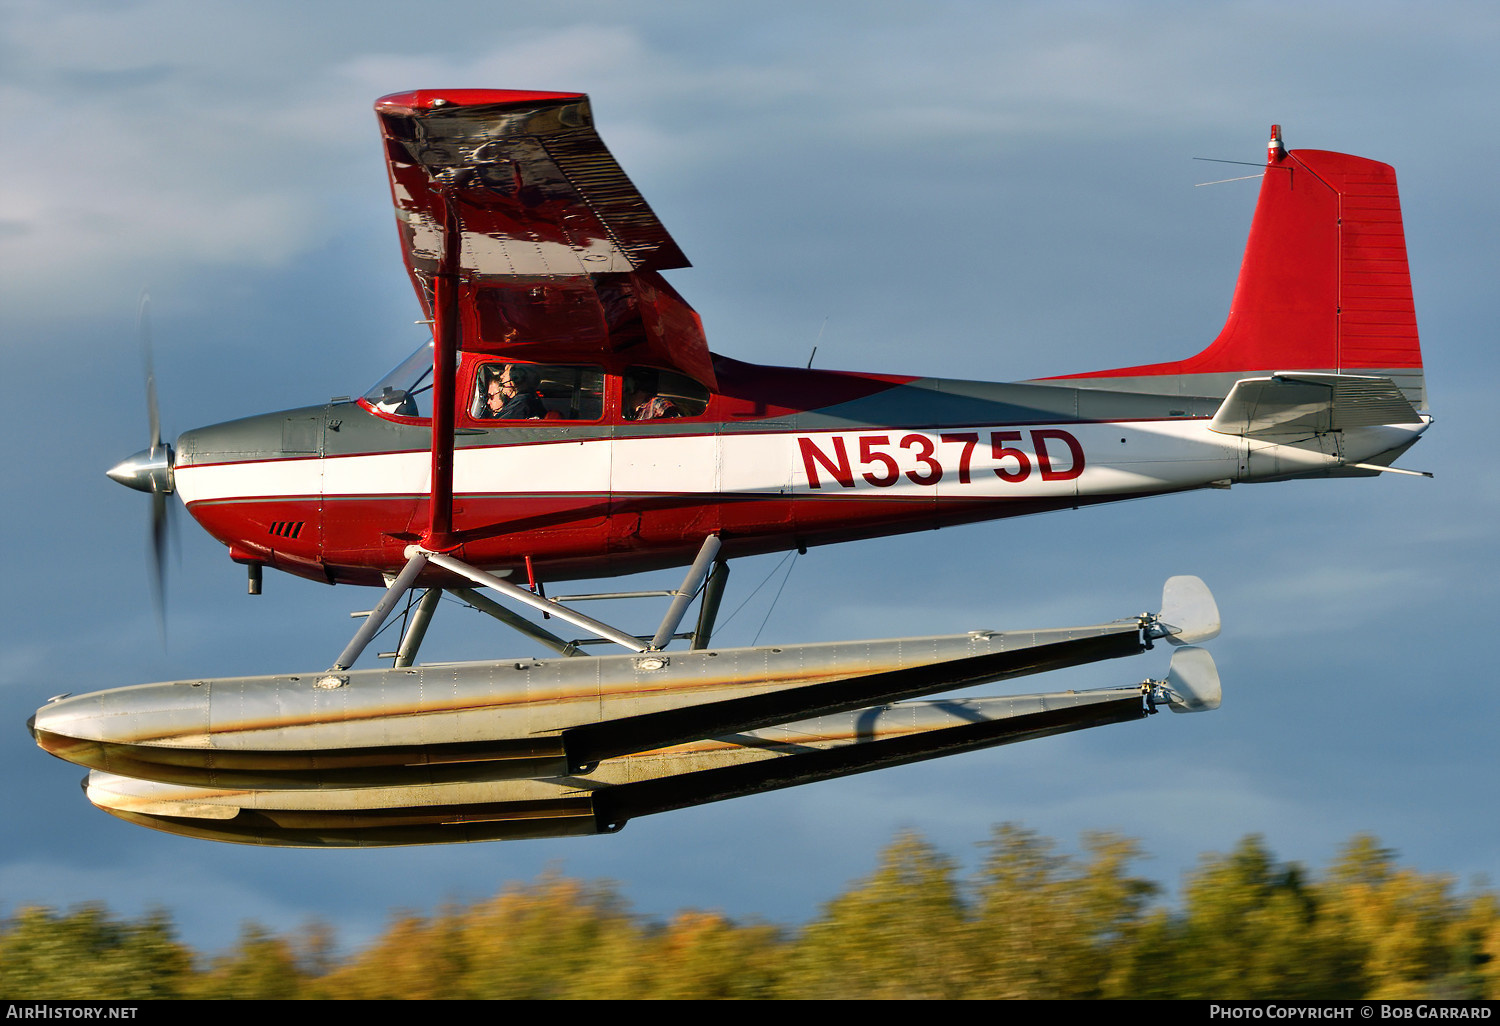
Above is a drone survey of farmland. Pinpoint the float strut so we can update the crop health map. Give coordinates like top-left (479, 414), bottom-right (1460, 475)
top-left (331, 550), bottom-right (430, 671)
top-left (392, 587), bottom-right (443, 668)
top-left (651, 536), bottom-right (722, 651)
top-left (449, 587), bottom-right (578, 657)
top-left (424, 551), bottom-right (649, 653)
top-left (691, 559), bottom-right (731, 651)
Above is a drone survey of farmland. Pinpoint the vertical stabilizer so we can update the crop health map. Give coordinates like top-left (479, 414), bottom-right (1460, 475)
top-left (1042, 127), bottom-right (1426, 408)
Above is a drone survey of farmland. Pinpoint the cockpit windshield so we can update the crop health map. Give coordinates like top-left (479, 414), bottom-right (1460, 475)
top-left (363, 342), bottom-right (436, 418)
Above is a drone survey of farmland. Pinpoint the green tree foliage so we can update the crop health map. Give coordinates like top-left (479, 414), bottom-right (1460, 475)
top-left (2, 828), bottom-right (1495, 999)
top-left (970, 826), bottom-right (1157, 998)
top-left (1474, 894), bottom-right (1500, 999)
top-left (1107, 834), bottom-right (1498, 1000)
top-left (785, 831), bottom-right (970, 998)
top-left (1150, 836), bottom-right (1363, 999)
top-left (0, 905), bottom-right (193, 999)
top-left (183, 921), bottom-right (309, 1000)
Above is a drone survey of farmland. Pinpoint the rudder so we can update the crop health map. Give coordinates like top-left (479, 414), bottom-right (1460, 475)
top-left (1043, 127), bottom-right (1426, 409)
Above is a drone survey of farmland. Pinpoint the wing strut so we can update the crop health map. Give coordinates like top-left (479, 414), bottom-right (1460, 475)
top-left (423, 193), bottom-right (462, 552)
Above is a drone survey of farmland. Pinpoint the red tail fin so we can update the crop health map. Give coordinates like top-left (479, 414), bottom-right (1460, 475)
top-left (1046, 127), bottom-right (1426, 408)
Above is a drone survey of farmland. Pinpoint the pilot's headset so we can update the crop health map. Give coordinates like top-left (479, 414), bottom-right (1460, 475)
top-left (475, 365), bottom-right (505, 417)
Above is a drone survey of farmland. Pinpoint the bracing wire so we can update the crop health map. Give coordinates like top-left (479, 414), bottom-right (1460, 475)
top-left (1194, 173), bottom-right (1264, 187)
top-left (750, 552), bottom-right (799, 647)
top-left (714, 551), bottom-right (795, 636)
top-left (365, 589), bottom-right (419, 653)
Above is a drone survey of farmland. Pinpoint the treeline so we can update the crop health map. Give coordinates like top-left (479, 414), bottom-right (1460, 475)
top-left (3, 827), bottom-right (1496, 999)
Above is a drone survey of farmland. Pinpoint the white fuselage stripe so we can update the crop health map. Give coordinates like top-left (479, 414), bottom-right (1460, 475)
top-left (175, 420), bottom-right (1252, 506)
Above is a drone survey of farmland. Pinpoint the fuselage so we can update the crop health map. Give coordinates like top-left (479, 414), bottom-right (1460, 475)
top-left (169, 351), bottom-right (1428, 588)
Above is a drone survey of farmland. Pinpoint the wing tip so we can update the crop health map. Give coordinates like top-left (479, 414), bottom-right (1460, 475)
top-left (375, 89), bottom-right (586, 114)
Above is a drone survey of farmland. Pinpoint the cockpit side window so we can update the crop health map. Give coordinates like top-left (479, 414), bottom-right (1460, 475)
top-left (623, 367), bottom-right (709, 421)
top-left (471, 362), bottom-right (604, 422)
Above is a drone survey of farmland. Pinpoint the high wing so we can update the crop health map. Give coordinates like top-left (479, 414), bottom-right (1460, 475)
top-left (375, 89), bottom-right (714, 387)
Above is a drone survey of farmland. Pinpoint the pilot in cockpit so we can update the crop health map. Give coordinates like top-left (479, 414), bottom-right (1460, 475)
top-left (479, 364), bottom-right (547, 420)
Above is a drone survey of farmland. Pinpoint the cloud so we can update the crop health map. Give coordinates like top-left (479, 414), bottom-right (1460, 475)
top-left (8, 0), bottom-right (1494, 332)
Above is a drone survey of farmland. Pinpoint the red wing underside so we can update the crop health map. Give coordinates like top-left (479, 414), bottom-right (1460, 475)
top-left (375, 90), bottom-right (714, 388)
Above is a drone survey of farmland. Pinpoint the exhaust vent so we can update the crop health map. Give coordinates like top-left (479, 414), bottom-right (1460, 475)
top-left (268, 521), bottom-right (305, 539)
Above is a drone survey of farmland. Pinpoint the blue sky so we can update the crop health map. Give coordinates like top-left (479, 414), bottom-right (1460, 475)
top-left (3, 1), bottom-right (1497, 954)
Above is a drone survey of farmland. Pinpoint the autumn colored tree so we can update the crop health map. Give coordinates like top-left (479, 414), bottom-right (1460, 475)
top-left (2, 827), bottom-right (1494, 1000)
top-left (311, 909), bottom-right (467, 999)
top-left (1315, 835), bottom-right (1495, 999)
top-left (632, 911), bottom-right (784, 999)
top-left (183, 921), bottom-right (309, 999)
top-left (451, 872), bottom-right (646, 999)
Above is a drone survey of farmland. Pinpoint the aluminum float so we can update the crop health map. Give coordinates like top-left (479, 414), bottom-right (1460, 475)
top-left (31, 578), bottom-right (1221, 846)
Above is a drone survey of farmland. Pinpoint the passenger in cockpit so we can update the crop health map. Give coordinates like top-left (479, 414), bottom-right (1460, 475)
top-left (624, 370), bottom-right (682, 421)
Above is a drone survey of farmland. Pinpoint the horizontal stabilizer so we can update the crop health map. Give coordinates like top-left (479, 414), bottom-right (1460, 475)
top-left (1209, 373), bottom-right (1422, 437)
